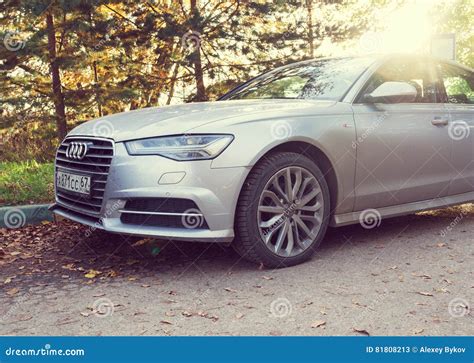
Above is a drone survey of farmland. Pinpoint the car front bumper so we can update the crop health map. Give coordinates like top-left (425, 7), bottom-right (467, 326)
top-left (51, 140), bottom-right (250, 242)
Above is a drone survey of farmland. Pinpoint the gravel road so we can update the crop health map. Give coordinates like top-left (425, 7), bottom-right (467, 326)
top-left (1, 205), bottom-right (473, 336)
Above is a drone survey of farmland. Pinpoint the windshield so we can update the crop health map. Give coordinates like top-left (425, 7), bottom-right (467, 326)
top-left (221, 57), bottom-right (374, 101)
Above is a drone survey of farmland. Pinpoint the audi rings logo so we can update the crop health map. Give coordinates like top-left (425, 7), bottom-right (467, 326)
top-left (65, 142), bottom-right (92, 160)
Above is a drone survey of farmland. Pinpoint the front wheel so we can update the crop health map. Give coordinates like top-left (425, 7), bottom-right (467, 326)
top-left (233, 152), bottom-right (330, 268)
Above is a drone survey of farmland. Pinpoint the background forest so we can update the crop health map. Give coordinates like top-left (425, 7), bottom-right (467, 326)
top-left (0, 0), bottom-right (473, 204)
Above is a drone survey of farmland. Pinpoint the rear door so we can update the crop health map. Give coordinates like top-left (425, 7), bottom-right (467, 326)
top-left (351, 57), bottom-right (453, 211)
top-left (437, 62), bottom-right (474, 196)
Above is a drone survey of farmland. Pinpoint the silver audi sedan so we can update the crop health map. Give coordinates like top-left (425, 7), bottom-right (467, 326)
top-left (51, 54), bottom-right (474, 267)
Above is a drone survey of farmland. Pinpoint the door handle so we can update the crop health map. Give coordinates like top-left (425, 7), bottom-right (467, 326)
top-left (431, 118), bottom-right (449, 126)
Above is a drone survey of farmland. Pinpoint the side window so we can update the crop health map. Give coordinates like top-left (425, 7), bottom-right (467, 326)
top-left (358, 59), bottom-right (438, 103)
top-left (438, 63), bottom-right (474, 104)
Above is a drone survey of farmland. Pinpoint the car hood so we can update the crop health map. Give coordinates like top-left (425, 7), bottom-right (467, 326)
top-left (69, 99), bottom-right (338, 142)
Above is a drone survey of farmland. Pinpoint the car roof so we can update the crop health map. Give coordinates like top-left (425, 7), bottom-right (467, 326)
top-left (284, 54), bottom-right (473, 73)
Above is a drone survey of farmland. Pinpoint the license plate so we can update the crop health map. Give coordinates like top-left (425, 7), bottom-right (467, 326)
top-left (56, 170), bottom-right (91, 196)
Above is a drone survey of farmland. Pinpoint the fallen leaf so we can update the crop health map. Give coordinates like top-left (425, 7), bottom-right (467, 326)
top-left (141, 284), bottom-right (150, 288)
top-left (160, 320), bottom-right (173, 325)
top-left (106, 270), bottom-right (118, 278)
top-left (131, 238), bottom-right (150, 247)
top-left (311, 320), bottom-right (326, 328)
top-left (7, 287), bottom-right (19, 296)
top-left (262, 276), bottom-right (273, 280)
top-left (4, 277), bottom-right (12, 284)
top-left (80, 312), bottom-right (90, 317)
top-left (182, 311), bottom-right (193, 317)
top-left (417, 291), bottom-right (433, 297)
top-left (413, 328), bottom-right (424, 335)
top-left (84, 269), bottom-right (101, 279)
top-left (353, 328), bottom-right (370, 336)
top-left (224, 287), bottom-right (237, 293)
top-left (165, 311), bottom-right (176, 317)
top-left (10, 251), bottom-right (21, 256)
top-left (235, 313), bottom-right (244, 319)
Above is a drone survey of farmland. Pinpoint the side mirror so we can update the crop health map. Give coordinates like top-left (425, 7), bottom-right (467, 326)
top-left (363, 81), bottom-right (418, 104)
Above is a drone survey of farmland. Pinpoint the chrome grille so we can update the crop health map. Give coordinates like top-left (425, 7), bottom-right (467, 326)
top-left (55, 137), bottom-right (114, 218)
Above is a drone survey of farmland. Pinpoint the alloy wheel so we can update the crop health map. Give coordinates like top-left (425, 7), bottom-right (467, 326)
top-left (257, 166), bottom-right (324, 257)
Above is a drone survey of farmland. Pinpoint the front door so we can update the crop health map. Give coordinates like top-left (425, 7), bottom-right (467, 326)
top-left (352, 57), bottom-right (453, 211)
top-left (437, 62), bottom-right (474, 196)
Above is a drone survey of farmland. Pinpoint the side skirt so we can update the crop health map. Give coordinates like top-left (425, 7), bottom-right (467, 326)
top-left (330, 191), bottom-right (474, 227)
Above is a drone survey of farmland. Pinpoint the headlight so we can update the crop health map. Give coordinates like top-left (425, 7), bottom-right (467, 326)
top-left (125, 134), bottom-right (234, 161)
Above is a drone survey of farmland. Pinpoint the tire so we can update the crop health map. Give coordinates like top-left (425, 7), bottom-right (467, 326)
top-left (233, 151), bottom-right (330, 268)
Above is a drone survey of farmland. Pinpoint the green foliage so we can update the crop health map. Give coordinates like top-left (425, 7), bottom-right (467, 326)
top-left (434, 0), bottom-right (474, 68)
top-left (1, 0), bottom-right (471, 164)
top-left (0, 161), bottom-right (54, 205)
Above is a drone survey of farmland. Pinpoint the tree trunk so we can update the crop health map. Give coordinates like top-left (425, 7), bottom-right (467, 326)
top-left (92, 61), bottom-right (103, 117)
top-left (190, 0), bottom-right (207, 102)
top-left (167, 63), bottom-right (180, 105)
top-left (305, 0), bottom-right (314, 58)
top-left (46, 12), bottom-right (67, 140)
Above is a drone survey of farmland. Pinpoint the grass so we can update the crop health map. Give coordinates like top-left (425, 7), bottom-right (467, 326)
top-left (0, 161), bottom-right (54, 206)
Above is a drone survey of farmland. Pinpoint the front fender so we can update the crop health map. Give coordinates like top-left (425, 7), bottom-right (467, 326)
top-left (206, 111), bottom-right (357, 214)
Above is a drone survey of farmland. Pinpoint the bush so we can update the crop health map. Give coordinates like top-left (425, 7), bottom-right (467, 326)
top-left (0, 122), bottom-right (59, 163)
